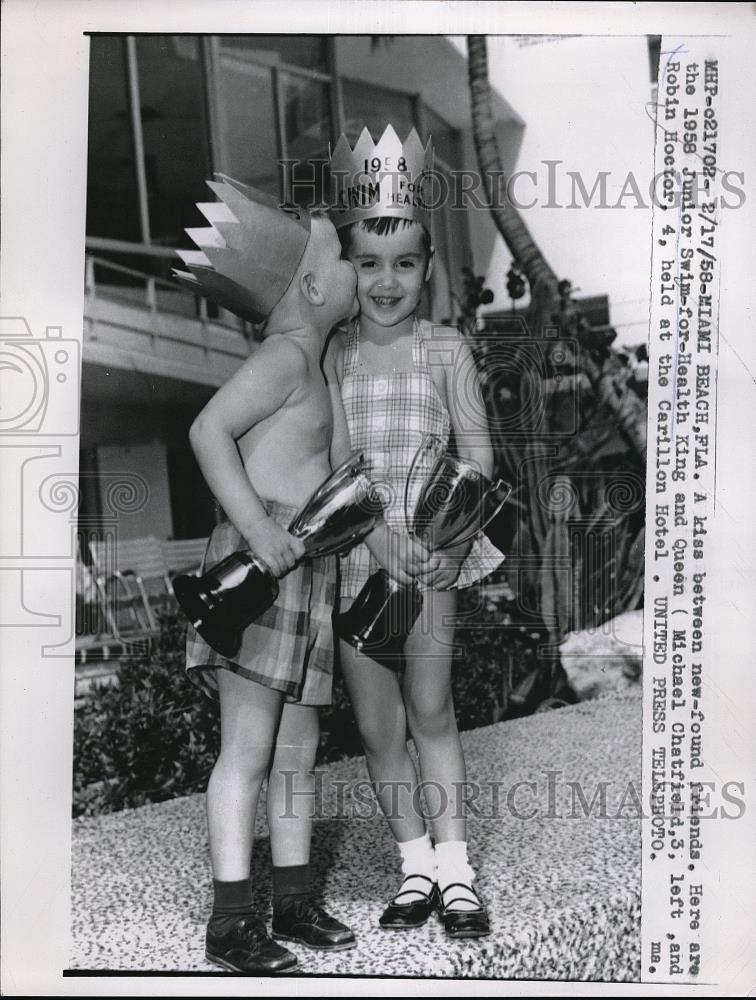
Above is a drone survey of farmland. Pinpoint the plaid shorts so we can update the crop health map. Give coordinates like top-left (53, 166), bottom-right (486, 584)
top-left (185, 500), bottom-right (337, 707)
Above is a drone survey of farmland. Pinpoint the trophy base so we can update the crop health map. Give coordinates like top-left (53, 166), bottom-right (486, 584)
top-left (173, 558), bottom-right (278, 661)
top-left (333, 568), bottom-right (423, 671)
top-left (172, 573), bottom-right (243, 659)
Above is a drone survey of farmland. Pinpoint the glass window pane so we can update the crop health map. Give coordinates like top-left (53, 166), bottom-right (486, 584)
top-left (428, 162), bottom-right (472, 323)
top-left (341, 78), bottom-right (416, 144)
top-left (216, 42), bottom-right (280, 195)
top-left (86, 37), bottom-right (141, 242)
top-left (430, 194), bottom-right (454, 323)
top-left (444, 190), bottom-right (472, 292)
top-left (135, 36), bottom-right (211, 247)
top-left (221, 35), bottom-right (327, 72)
top-left (281, 72), bottom-right (331, 208)
top-left (423, 104), bottom-right (461, 169)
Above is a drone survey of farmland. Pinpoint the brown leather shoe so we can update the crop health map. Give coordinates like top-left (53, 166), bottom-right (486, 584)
top-left (379, 874), bottom-right (439, 929)
top-left (439, 882), bottom-right (491, 939)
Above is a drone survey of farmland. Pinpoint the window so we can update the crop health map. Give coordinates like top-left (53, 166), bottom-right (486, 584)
top-left (86, 37), bottom-right (141, 242)
top-left (423, 104), bottom-right (462, 170)
top-left (213, 39), bottom-right (333, 205)
top-left (215, 43), bottom-right (281, 195)
top-left (341, 78), bottom-right (415, 143)
top-left (220, 35), bottom-right (327, 72)
top-left (135, 37), bottom-right (211, 246)
top-left (432, 159), bottom-right (472, 321)
top-left (281, 72), bottom-right (331, 208)
top-left (419, 106), bottom-right (468, 318)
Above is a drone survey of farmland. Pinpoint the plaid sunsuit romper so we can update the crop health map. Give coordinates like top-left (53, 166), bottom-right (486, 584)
top-left (339, 317), bottom-right (504, 607)
top-left (185, 499), bottom-right (337, 707)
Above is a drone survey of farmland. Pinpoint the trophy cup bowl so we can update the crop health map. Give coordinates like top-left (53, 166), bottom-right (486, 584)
top-left (333, 437), bottom-right (511, 670)
top-left (174, 452), bottom-right (381, 659)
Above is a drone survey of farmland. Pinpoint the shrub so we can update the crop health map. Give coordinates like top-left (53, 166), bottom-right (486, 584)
top-left (73, 613), bottom-right (220, 816)
top-left (74, 596), bottom-right (572, 816)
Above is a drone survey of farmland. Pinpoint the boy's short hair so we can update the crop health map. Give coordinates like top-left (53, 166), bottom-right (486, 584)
top-left (338, 217), bottom-right (432, 262)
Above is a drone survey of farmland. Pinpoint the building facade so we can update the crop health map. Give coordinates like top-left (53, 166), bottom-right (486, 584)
top-left (82, 34), bottom-right (524, 543)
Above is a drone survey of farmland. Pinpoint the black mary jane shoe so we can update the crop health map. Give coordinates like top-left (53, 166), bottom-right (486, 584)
top-left (272, 896), bottom-right (356, 951)
top-left (439, 882), bottom-right (491, 939)
top-left (379, 874), bottom-right (439, 930)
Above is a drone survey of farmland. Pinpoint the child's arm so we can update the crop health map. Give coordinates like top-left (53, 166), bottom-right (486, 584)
top-left (420, 329), bottom-right (493, 589)
top-left (367, 525), bottom-right (436, 586)
top-left (189, 339), bottom-right (306, 578)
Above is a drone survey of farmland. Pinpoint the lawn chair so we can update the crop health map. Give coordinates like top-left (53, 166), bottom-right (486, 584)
top-left (89, 535), bottom-right (172, 635)
top-left (161, 537), bottom-right (209, 579)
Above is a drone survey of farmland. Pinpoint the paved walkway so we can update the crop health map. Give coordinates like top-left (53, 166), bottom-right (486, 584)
top-left (70, 693), bottom-right (641, 981)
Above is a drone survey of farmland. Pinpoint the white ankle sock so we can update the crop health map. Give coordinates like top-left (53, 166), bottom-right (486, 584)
top-left (395, 832), bottom-right (436, 902)
top-left (435, 840), bottom-right (480, 911)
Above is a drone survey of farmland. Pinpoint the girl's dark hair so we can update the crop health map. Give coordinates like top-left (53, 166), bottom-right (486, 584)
top-left (338, 217), bottom-right (432, 261)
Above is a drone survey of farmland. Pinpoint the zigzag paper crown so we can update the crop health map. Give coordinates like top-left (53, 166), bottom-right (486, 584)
top-left (328, 125), bottom-right (435, 233)
top-left (172, 175), bottom-right (311, 324)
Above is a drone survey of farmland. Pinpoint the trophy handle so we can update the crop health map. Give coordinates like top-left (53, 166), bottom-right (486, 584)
top-left (479, 479), bottom-right (513, 534)
top-left (421, 473), bottom-right (513, 552)
top-left (441, 477), bottom-right (513, 550)
top-left (403, 433), bottom-right (446, 537)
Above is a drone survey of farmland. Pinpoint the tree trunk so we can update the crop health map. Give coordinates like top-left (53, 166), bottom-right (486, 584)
top-left (467, 34), bottom-right (647, 460)
top-left (467, 35), bottom-right (559, 302)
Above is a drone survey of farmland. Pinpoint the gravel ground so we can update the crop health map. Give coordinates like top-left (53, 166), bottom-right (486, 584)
top-left (70, 692), bottom-right (641, 981)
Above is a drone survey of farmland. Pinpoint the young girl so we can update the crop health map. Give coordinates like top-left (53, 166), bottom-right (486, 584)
top-left (325, 134), bottom-right (504, 939)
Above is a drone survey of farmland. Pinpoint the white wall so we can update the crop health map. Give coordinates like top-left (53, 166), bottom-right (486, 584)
top-left (452, 35), bottom-right (656, 349)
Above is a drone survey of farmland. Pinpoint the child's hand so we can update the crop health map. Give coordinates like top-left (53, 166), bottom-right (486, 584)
top-left (414, 539), bottom-right (472, 590)
top-left (368, 525), bottom-right (438, 586)
top-left (244, 517), bottom-right (305, 578)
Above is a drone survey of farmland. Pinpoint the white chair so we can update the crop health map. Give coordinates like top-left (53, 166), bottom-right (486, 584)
top-left (161, 537), bottom-right (209, 579)
top-left (89, 535), bottom-right (172, 635)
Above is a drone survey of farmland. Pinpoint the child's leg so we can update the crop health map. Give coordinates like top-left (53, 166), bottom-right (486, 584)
top-left (266, 702), bottom-right (320, 867)
top-left (267, 700), bottom-right (355, 950)
top-left (207, 668), bottom-right (284, 880)
top-left (403, 587), bottom-right (465, 844)
top-left (204, 669), bottom-right (300, 973)
top-left (339, 640), bottom-right (426, 844)
top-left (404, 588), bottom-right (488, 930)
top-left (340, 639), bottom-right (437, 915)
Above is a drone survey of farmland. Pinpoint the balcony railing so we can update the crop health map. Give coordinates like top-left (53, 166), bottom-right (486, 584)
top-left (84, 236), bottom-right (257, 332)
top-left (83, 238), bottom-right (259, 386)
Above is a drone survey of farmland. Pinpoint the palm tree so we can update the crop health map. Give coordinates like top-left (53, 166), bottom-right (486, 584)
top-left (466, 35), bottom-right (647, 462)
top-left (467, 36), bottom-right (558, 305)
top-left (465, 36), bottom-right (647, 680)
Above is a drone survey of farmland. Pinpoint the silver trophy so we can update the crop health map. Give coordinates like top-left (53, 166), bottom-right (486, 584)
top-left (174, 452), bottom-right (381, 658)
top-left (333, 435), bottom-right (511, 669)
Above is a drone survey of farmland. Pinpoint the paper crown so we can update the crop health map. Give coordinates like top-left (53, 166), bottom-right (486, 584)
top-left (328, 125), bottom-right (435, 233)
top-left (173, 175), bottom-right (311, 324)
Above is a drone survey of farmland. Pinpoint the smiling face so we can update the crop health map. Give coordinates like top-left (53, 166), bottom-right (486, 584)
top-left (346, 221), bottom-right (432, 331)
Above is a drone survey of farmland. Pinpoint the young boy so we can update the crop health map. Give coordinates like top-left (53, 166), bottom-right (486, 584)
top-left (175, 177), bottom-right (358, 974)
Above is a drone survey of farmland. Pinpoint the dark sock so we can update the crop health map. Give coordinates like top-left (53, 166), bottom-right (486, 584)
top-left (272, 863), bottom-right (311, 912)
top-left (210, 878), bottom-right (254, 928)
